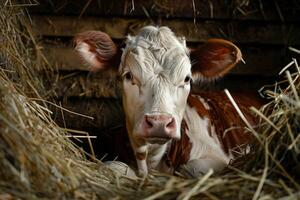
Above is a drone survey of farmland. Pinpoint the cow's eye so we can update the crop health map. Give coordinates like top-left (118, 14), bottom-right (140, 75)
top-left (184, 76), bottom-right (192, 84)
top-left (124, 72), bottom-right (133, 81)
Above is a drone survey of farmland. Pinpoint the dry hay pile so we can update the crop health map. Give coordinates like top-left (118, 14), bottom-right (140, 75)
top-left (0, 2), bottom-right (300, 200)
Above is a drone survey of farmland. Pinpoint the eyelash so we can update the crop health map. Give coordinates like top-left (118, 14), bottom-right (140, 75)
top-left (123, 71), bottom-right (137, 85)
top-left (184, 75), bottom-right (192, 84)
top-left (124, 72), bottom-right (133, 81)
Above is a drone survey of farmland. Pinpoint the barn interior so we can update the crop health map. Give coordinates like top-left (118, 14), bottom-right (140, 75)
top-left (1, 0), bottom-right (300, 199)
top-left (28, 0), bottom-right (300, 162)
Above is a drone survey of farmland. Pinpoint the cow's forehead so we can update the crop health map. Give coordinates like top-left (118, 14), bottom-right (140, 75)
top-left (120, 26), bottom-right (191, 81)
top-left (127, 26), bottom-right (187, 50)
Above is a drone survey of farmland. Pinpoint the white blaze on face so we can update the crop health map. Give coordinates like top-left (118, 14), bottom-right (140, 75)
top-left (120, 26), bottom-right (192, 141)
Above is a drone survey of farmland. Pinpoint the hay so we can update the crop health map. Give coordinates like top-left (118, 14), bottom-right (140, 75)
top-left (1, 1), bottom-right (300, 200)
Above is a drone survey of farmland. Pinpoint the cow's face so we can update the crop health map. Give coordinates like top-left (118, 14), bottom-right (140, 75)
top-left (120, 27), bottom-right (191, 143)
top-left (74, 26), bottom-right (242, 145)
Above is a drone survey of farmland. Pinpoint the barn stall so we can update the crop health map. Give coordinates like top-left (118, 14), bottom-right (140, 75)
top-left (0, 0), bottom-right (300, 199)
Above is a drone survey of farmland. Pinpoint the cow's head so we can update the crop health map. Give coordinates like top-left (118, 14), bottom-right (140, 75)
top-left (74, 26), bottom-right (242, 145)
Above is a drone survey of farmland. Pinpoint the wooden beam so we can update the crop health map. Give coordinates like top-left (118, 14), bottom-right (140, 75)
top-left (44, 69), bottom-right (121, 98)
top-left (42, 44), bottom-right (292, 76)
top-left (28, 0), bottom-right (300, 22)
top-left (32, 15), bottom-right (300, 45)
top-left (50, 97), bottom-right (124, 130)
top-left (44, 69), bottom-right (274, 100)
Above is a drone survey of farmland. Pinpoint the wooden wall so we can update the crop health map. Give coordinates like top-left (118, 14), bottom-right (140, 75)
top-left (29, 0), bottom-right (300, 83)
top-left (28, 0), bottom-right (300, 159)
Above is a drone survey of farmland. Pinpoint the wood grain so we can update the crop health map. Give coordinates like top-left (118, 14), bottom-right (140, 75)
top-left (32, 15), bottom-right (300, 45)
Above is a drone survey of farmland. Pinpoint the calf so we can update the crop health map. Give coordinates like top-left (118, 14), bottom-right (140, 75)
top-left (74, 26), bottom-right (260, 177)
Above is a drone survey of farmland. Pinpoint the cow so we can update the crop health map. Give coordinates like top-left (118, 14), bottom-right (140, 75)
top-left (73, 26), bottom-right (261, 177)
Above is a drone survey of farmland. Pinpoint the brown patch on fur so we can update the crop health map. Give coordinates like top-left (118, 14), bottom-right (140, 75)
top-left (166, 120), bottom-right (192, 170)
top-left (187, 95), bottom-right (210, 118)
top-left (136, 152), bottom-right (147, 160)
top-left (190, 39), bottom-right (242, 78)
top-left (166, 91), bottom-right (261, 170)
top-left (188, 92), bottom-right (262, 156)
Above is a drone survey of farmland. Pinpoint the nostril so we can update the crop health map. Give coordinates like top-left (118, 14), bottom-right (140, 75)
top-left (145, 116), bottom-right (153, 128)
top-left (166, 118), bottom-right (175, 128)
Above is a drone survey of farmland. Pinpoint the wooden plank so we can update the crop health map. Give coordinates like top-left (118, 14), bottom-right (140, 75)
top-left (44, 69), bottom-right (121, 98)
top-left (28, 0), bottom-right (300, 22)
top-left (44, 69), bottom-right (273, 100)
top-left (32, 15), bottom-right (300, 45)
top-left (50, 97), bottom-right (124, 129)
top-left (42, 44), bottom-right (294, 76)
top-left (43, 44), bottom-right (87, 71)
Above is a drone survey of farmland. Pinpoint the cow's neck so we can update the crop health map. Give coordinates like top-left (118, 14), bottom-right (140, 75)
top-left (166, 94), bottom-right (231, 172)
top-left (128, 131), bottom-right (171, 172)
top-left (147, 142), bottom-right (169, 170)
top-left (166, 119), bottom-right (192, 171)
top-left (142, 119), bottom-right (192, 173)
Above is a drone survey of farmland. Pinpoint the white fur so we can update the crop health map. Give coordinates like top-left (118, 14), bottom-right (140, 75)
top-left (137, 159), bottom-right (148, 176)
top-left (183, 105), bottom-right (230, 173)
top-left (136, 145), bottom-right (148, 153)
top-left (75, 42), bottom-right (103, 69)
top-left (147, 143), bottom-right (168, 169)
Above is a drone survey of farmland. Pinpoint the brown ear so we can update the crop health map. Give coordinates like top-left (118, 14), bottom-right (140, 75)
top-left (190, 39), bottom-right (242, 79)
top-left (73, 31), bottom-right (121, 72)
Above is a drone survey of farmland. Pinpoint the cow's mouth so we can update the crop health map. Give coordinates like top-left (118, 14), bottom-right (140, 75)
top-left (146, 137), bottom-right (171, 144)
